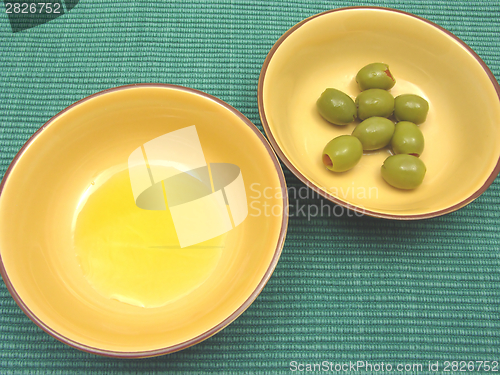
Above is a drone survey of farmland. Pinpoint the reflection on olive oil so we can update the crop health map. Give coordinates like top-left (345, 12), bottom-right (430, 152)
top-left (73, 169), bottom-right (225, 308)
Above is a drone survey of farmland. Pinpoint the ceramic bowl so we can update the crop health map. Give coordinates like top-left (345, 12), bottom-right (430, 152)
top-left (259, 7), bottom-right (500, 219)
top-left (0, 84), bottom-right (287, 357)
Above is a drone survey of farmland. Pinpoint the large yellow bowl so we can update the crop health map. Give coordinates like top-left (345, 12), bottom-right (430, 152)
top-left (259, 7), bottom-right (500, 219)
top-left (0, 84), bottom-right (287, 357)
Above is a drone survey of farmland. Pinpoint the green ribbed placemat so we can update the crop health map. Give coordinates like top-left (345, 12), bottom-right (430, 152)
top-left (1, 0), bottom-right (499, 374)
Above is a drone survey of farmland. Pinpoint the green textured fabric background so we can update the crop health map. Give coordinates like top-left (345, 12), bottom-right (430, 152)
top-left (1, 0), bottom-right (500, 374)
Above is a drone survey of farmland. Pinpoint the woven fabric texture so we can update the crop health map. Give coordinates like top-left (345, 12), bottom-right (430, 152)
top-left (1, 0), bottom-right (500, 374)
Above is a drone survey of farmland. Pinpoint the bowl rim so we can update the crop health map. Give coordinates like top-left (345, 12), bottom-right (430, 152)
top-left (0, 83), bottom-right (289, 358)
top-left (258, 6), bottom-right (500, 220)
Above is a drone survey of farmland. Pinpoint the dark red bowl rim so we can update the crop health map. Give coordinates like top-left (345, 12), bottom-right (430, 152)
top-left (258, 6), bottom-right (500, 220)
top-left (0, 83), bottom-right (289, 358)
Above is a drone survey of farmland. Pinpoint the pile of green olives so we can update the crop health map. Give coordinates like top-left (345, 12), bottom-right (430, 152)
top-left (318, 62), bottom-right (429, 189)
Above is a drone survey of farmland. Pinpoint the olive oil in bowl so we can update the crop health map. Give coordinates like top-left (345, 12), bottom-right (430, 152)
top-left (73, 168), bottom-right (225, 308)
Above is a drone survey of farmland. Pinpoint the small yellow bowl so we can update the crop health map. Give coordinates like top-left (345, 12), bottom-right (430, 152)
top-left (259, 7), bottom-right (500, 219)
top-left (0, 84), bottom-right (287, 357)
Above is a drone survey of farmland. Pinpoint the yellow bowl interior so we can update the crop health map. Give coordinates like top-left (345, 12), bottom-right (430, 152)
top-left (261, 8), bottom-right (500, 217)
top-left (0, 86), bottom-right (286, 354)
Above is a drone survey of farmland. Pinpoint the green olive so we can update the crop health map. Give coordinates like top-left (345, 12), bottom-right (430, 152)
top-left (322, 135), bottom-right (363, 172)
top-left (356, 62), bottom-right (396, 91)
top-left (352, 117), bottom-right (395, 151)
top-left (381, 154), bottom-right (426, 189)
top-left (394, 94), bottom-right (429, 124)
top-left (355, 89), bottom-right (394, 120)
top-left (316, 88), bottom-right (357, 125)
top-left (391, 121), bottom-right (425, 157)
